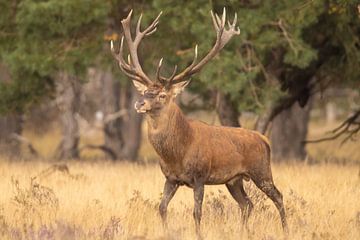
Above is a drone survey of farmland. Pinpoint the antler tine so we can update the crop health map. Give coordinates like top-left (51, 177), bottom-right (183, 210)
top-left (134, 11), bottom-right (162, 44)
top-left (119, 66), bottom-right (143, 82)
top-left (233, 12), bottom-right (238, 27)
top-left (221, 7), bottom-right (226, 27)
top-left (211, 11), bottom-right (219, 31)
top-left (110, 40), bottom-right (117, 59)
top-left (110, 39), bottom-right (144, 82)
top-left (120, 10), bottom-right (164, 85)
top-left (111, 39), bottom-right (139, 79)
top-left (170, 8), bottom-right (240, 84)
top-left (228, 12), bottom-right (240, 34)
top-left (123, 9), bottom-right (133, 24)
top-left (170, 45), bottom-right (198, 84)
top-left (167, 65), bottom-right (178, 82)
top-left (215, 13), bottom-right (221, 26)
top-left (156, 58), bottom-right (164, 83)
top-left (135, 12), bottom-right (161, 37)
top-left (119, 37), bottom-right (132, 71)
top-left (145, 12), bottom-right (162, 36)
top-left (156, 59), bottom-right (178, 85)
top-left (136, 13), bottom-right (143, 35)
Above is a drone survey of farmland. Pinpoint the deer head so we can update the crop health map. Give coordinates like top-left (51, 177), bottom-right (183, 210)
top-left (111, 8), bottom-right (240, 115)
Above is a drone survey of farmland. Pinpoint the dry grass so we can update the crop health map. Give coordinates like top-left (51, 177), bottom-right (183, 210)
top-left (2, 117), bottom-right (359, 239)
top-left (0, 160), bottom-right (359, 240)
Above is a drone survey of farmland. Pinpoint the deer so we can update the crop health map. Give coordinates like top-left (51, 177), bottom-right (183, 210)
top-left (110, 8), bottom-right (288, 238)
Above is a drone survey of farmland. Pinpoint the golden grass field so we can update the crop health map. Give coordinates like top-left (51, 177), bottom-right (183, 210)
top-left (0, 160), bottom-right (359, 240)
top-left (0, 120), bottom-right (359, 239)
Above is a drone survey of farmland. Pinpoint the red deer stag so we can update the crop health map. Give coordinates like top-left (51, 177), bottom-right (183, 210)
top-left (111, 8), bottom-right (288, 238)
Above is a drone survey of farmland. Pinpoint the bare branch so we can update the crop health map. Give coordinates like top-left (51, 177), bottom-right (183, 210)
top-left (10, 133), bottom-right (40, 157)
top-left (305, 110), bottom-right (360, 144)
top-left (104, 109), bottom-right (128, 124)
top-left (277, 19), bottom-right (299, 54)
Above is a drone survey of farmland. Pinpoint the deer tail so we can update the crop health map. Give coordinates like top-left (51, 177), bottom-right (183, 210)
top-left (254, 131), bottom-right (271, 160)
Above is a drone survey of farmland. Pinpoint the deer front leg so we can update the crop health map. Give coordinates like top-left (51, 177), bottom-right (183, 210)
top-left (193, 183), bottom-right (204, 240)
top-left (159, 179), bottom-right (179, 229)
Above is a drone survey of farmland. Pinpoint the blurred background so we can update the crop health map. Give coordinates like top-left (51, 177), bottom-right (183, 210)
top-left (0, 0), bottom-right (359, 164)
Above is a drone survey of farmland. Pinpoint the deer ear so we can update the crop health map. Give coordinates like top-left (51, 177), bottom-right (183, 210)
top-left (172, 81), bottom-right (190, 96)
top-left (132, 80), bottom-right (148, 94)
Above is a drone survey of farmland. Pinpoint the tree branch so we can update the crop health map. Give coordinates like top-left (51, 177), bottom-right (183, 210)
top-left (10, 133), bottom-right (40, 157)
top-left (305, 110), bottom-right (360, 144)
top-left (104, 109), bottom-right (128, 124)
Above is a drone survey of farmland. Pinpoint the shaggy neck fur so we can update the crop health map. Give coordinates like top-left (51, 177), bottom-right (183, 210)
top-left (146, 101), bottom-right (193, 162)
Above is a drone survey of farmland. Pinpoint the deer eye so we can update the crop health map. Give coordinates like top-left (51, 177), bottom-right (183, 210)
top-left (159, 93), bottom-right (166, 99)
top-left (144, 91), bottom-right (156, 98)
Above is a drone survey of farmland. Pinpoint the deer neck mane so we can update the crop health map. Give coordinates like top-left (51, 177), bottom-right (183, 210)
top-left (146, 101), bottom-right (193, 161)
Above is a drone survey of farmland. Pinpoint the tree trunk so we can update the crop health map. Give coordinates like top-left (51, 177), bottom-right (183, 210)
top-left (99, 70), bottom-right (143, 161)
top-left (0, 63), bottom-right (23, 158)
top-left (120, 85), bottom-right (143, 161)
top-left (0, 114), bottom-right (22, 158)
top-left (55, 72), bottom-right (80, 160)
top-left (216, 92), bottom-right (241, 127)
top-left (270, 100), bottom-right (312, 161)
top-left (101, 69), bottom-right (124, 160)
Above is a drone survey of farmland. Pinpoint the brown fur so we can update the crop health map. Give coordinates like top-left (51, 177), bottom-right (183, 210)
top-left (148, 101), bottom-right (271, 186)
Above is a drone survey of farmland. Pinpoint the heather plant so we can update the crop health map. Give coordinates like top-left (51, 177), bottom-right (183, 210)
top-left (11, 176), bottom-right (59, 231)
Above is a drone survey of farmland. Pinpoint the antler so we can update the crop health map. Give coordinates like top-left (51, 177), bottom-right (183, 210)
top-left (167, 8), bottom-right (240, 86)
top-left (111, 8), bottom-right (240, 88)
top-left (111, 10), bottom-right (162, 86)
top-left (155, 58), bottom-right (178, 85)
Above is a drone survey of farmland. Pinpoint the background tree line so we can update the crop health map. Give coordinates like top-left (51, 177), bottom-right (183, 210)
top-left (0, 0), bottom-right (359, 161)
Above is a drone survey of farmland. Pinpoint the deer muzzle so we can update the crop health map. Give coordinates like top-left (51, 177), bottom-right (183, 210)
top-left (134, 99), bottom-right (151, 113)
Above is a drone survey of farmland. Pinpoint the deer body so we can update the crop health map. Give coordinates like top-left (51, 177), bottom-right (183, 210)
top-left (148, 102), bottom-right (270, 187)
top-left (111, 9), bottom-right (288, 238)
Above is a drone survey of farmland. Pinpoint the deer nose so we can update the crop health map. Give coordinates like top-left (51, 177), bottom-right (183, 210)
top-left (135, 100), bottom-right (145, 109)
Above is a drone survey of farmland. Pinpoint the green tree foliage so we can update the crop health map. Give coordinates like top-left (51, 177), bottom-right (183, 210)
top-left (0, 0), bottom-right (109, 113)
top-left (147, 0), bottom-right (359, 112)
top-left (0, 0), bottom-right (359, 114)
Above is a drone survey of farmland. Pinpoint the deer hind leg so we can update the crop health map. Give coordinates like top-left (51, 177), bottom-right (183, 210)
top-left (159, 179), bottom-right (179, 229)
top-left (226, 178), bottom-right (253, 224)
top-left (251, 174), bottom-right (288, 233)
